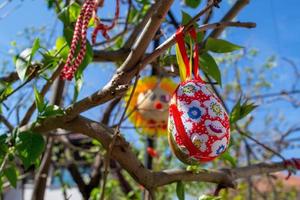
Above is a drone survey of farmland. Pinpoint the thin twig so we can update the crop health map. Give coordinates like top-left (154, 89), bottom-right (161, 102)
top-left (0, 114), bottom-right (14, 131)
top-left (100, 71), bottom-right (140, 200)
top-left (234, 124), bottom-right (286, 161)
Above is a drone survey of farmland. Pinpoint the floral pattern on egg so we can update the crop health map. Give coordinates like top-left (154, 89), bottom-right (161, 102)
top-left (205, 120), bottom-right (226, 138)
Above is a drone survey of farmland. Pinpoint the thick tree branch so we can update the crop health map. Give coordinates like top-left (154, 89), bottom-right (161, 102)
top-left (152, 161), bottom-right (289, 188)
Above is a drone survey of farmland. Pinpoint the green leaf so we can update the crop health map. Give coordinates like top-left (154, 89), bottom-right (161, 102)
top-left (63, 26), bottom-right (74, 45)
top-left (184, 0), bottom-right (202, 8)
top-left (205, 38), bottom-right (242, 53)
top-left (181, 11), bottom-right (192, 26)
top-left (230, 98), bottom-right (257, 124)
top-left (15, 38), bottom-right (40, 82)
top-left (196, 32), bottom-right (204, 43)
top-left (73, 73), bottom-right (83, 103)
top-left (230, 98), bottom-right (241, 124)
top-left (0, 81), bottom-right (13, 101)
top-left (16, 131), bottom-right (45, 169)
top-left (128, 6), bottom-right (139, 24)
top-left (220, 150), bottom-right (237, 167)
top-left (42, 105), bottom-right (65, 118)
top-left (58, 2), bottom-right (81, 26)
top-left (199, 195), bottom-right (222, 200)
top-left (4, 166), bottom-right (18, 188)
top-left (15, 48), bottom-right (32, 81)
top-left (30, 38), bottom-right (41, 61)
top-left (41, 50), bottom-right (61, 70)
top-left (176, 181), bottom-right (185, 200)
top-left (200, 52), bottom-right (222, 85)
top-left (55, 36), bottom-right (70, 59)
top-left (34, 86), bottom-right (45, 113)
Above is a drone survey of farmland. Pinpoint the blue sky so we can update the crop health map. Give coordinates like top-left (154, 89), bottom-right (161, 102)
top-left (0, 0), bottom-right (299, 160)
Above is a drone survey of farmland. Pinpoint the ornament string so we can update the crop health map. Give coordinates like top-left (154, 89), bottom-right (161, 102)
top-left (92, 0), bottom-right (120, 44)
top-left (60, 0), bottom-right (120, 80)
top-left (284, 158), bottom-right (300, 179)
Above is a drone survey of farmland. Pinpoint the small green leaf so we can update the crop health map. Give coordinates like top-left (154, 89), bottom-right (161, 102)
top-left (230, 98), bottom-right (257, 124)
top-left (206, 38), bottom-right (242, 53)
top-left (73, 73), bottom-right (83, 103)
top-left (230, 98), bottom-right (241, 124)
top-left (30, 38), bottom-right (40, 60)
top-left (16, 131), bottom-right (45, 169)
top-left (176, 181), bottom-right (185, 200)
top-left (181, 11), bottom-right (192, 26)
top-left (196, 32), bottom-right (204, 43)
top-left (15, 48), bottom-right (32, 81)
top-left (34, 86), bottom-right (45, 113)
top-left (220, 151), bottom-right (237, 167)
top-left (199, 194), bottom-right (222, 200)
top-left (15, 38), bottom-right (40, 82)
top-left (0, 81), bottom-right (13, 101)
top-left (184, 0), bottom-right (202, 8)
top-left (200, 52), bottom-right (222, 85)
top-left (4, 166), bottom-right (18, 188)
top-left (58, 2), bottom-right (81, 26)
top-left (63, 26), bottom-right (74, 45)
top-left (42, 105), bottom-right (65, 117)
top-left (128, 6), bottom-right (139, 24)
top-left (41, 50), bottom-right (61, 70)
top-left (55, 37), bottom-right (70, 59)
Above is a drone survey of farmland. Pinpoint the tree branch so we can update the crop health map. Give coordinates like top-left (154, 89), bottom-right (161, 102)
top-left (0, 114), bottom-right (14, 131)
top-left (152, 161), bottom-right (290, 188)
top-left (0, 72), bottom-right (18, 83)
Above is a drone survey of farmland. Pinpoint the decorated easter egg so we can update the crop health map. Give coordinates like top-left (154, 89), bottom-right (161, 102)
top-left (168, 79), bottom-right (230, 164)
top-left (124, 76), bottom-right (177, 136)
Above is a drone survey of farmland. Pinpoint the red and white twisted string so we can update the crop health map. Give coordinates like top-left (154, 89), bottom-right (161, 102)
top-left (61, 0), bottom-right (119, 80)
top-left (92, 0), bottom-right (120, 44)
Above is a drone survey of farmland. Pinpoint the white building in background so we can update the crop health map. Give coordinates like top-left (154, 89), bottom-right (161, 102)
top-left (4, 185), bottom-right (81, 200)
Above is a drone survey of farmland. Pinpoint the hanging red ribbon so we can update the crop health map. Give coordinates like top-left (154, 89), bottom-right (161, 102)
top-left (170, 104), bottom-right (200, 157)
top-left (175, 26), bottom-right (203, 82)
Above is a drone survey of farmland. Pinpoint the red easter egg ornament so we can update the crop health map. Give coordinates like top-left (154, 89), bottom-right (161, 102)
top-left (168, 79), bottom-right (230, 164)
top-left (167, 27), bottom-right (230, 164)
